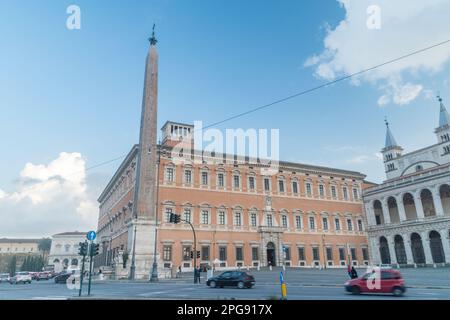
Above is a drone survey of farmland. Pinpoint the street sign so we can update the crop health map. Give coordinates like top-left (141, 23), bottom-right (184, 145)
top-left (87, 231), bottom-right (96, 241)
top-left (279, 271), bottom-right (285, 284)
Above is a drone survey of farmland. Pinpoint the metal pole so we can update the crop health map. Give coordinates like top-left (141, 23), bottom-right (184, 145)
top-left (88, 240), bottom-right (94, 296)
top-left (181, 219), bottom-right (197, 284)
top-left (150, 143), bottom-right (162, 282)
top-left (78, 241), bottom-right (87, 297)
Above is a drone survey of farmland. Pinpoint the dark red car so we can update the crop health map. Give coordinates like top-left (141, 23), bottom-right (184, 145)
top-left (345, 269), bottom-right (406, 296)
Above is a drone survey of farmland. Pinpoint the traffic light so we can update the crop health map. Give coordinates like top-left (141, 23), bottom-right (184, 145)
top-left (190, 251), bottom-right (194, 259)
top-left (90, 243), bottom-right (100, 257)
top-left (169, 213), bottom-right (181, 224)
top-left (196, 251), bottom-right (201, 259)
top-left (78, 242), bottom-right (88, 256)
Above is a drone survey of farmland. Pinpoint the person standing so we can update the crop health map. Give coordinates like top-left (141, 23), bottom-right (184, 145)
top-left (351, 266), bottom-right (358, 279)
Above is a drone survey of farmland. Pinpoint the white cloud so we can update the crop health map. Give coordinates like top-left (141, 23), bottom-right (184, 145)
top-left (0, 152), bottom-right (100, 237)
top-left (305, 0), bottom-right (450, 106)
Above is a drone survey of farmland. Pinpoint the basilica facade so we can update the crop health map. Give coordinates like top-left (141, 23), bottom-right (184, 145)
top-left (363, 98), bottom-right (450, 266)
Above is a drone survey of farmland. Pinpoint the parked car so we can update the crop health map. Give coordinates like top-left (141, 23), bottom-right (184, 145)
top-left (345, 268), bottom-right (406, 296)
top-left (36, 271), bottom-right (52, 281)
top-left (206, 271), bottom-right (255, 289)
top-left (0, 273), bottom-right (11, 283)
top-left (10, 272), bottom-right (32, 284)
top-left (54, 271), bottom-right (78, 284)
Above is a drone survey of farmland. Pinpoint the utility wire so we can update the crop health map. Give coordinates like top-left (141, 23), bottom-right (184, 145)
top-left (9, 37), bottom-right (450, 185)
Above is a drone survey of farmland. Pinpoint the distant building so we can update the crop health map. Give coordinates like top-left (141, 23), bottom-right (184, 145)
top-left (0, 238), bottom-right (40, 255)
top-left (48, 232), bottom-right (87, 273)
top-left (364, 97), bottom-right (450, 266)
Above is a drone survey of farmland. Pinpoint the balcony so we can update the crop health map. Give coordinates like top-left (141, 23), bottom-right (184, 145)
top-left (258, 226), bottom-right (284, 233)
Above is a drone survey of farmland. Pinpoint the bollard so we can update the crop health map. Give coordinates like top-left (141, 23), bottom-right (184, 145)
top-left (280, 271), bottom-right (287, 300)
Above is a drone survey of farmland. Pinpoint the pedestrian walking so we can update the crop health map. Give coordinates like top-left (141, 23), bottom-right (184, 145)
top-left (351, 266), bottom-right (358, 279)
top-left (196, 266), bottom-right (201, 284)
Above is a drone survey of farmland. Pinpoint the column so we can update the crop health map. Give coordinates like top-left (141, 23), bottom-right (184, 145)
top-left (402, 234), bottom-right (414, 265)
top-left (369, 237), bottom-right (381, 265)
top-left (440, 229), bottom-right (450, 264)
top-left (364, 202), bottom-right (376, 226)
top-left (396, 195), bottom-right (407, 222)
top-left (431, 187), bottom-right (445, 217)
top-left (414, 191), bottom-right (425, 220)
top-left (386, 235), bottom-right (397, 265)
top-left (420, 231), bottom-right (434, 265)
top-left (381, 198), bottom-right (391, 224)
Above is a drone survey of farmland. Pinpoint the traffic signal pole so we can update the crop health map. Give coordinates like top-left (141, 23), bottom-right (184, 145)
top-left (78, 241), bottom-right (88, 297)
top-left (181, 219), bottom-right (197, 284)
top-left (88, 240), bottom-right (93, 296)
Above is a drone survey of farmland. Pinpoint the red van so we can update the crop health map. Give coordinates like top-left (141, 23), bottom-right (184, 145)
top-left (345, 269), bottom-right (406, 296)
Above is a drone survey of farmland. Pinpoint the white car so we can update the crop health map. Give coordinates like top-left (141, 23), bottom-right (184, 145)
top-left (0, 273), bottom-right (11, 283)
top-left (10, 272), bottom-right (32, 284)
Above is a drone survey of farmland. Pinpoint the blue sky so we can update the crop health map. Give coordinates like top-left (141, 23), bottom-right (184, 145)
top-left (1, 0), bottom-right (450, 236)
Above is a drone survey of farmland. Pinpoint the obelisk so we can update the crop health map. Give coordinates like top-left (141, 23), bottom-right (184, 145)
top-left (128, 25), bottom-right (159, 280)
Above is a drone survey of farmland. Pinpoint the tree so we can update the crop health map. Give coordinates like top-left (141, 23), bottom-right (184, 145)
top-left (8, 256), bottom-right (17, 275)
top-left (38, 238), bottom-right (52, 262)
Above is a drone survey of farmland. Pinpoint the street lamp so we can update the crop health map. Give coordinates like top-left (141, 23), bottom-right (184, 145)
top-left (129, 225), bottom-right (137, 280)
top-left (150, 142), bottom-right (163, 282)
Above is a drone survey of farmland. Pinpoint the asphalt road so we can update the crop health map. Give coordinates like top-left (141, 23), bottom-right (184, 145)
top-left (1, 267), bottom-right (450, 300)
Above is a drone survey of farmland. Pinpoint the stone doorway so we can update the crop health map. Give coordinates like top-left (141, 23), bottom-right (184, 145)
top-left (266, 242), bottom-right (276, 267)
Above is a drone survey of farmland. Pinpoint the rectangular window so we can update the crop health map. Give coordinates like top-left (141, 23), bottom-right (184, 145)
top-left (357, 220), bottom-right (363, 231)
top-left (335, 218), bottom-right (341, 231)
top-left (236, 247), bottom-right (243, 261)
top-left (248, 176), bottom-right (255, 190)
top-left (292, 181), bottom-right (298, 194)
top-left (298, 247), bottom-right (305, 261)
top-left (234, 212), bottom-right (242, 226)
top-left (322, 217), bottom-right (328, 230)
top-left (312, 247), bottom-right (320, 261)
top-left (282, 215), bottom-right (288, 228)
top-left (264, 178), bottom-right (270, 191)
top-left (183, 208), bottom-right (191, 223)
top-left (163, 245), bottom-right (172, 261)
top-left (309, 217), bottom-right (315, 230)
top-left (266, 214), bottom-right (273, 227)
top-left (182, 246), bottom-right (192, 261)
top-left (250, 213), bottom-right (257, 227)
top-left (279, 180), bottom-right (285, 193)
top-left (252, 247), bottom-right (259, 261)
top-left (319, 184), bottom-right (325, 197)
top-left (347, 219), bottom-right (353, 231)
top-left (201, 246), bottom-right (210, 260)
top-left (201, 172), bottom-right (208, 185)
top-left (184, 170), bottom-right (192, 184)
top-left (331, 186), bottom-right (337, 199)
top-left (351, 248), bottom-right (357, 261)
top-left (306, 183), bottom-right (312, 196)
top-left (217, 173), bottom-right (224, 187)
top-left (353, 188), bottom-right (359, 200)
top-left (326, 247), bottom-right (333, 261)
top-left (343, 187), bottom-right (349, 200)
top-left (218, 211), bottom-right (226, 225)
top-left (295, 216), bottom-right (302, 229)
top-left (165, 207), bottom-right (173, 222)
top-left (219, 247), bottom-right (227, 261)
top-left (201, 210), bottom-right (209, 224)
top-left (339, 248), bottom-right (346, 261)
top-left (166, 168), bottom-right (174, 182)
top-left (362, 248), bottom-right (369, 261)
top-left (233, 175), bottom-right (240, 189)
top-left (284, 247), bottom-right (291, 260)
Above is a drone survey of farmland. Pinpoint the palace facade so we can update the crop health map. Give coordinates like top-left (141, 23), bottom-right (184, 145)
top-left (95, 121), bottom-right (372, 276)
top-left (94, 31), bottom-right (371, 279)
top-left (363, 97), bottom-right (450, 266)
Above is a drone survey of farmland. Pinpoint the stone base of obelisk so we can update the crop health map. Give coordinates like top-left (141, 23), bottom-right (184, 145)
top-left (127, 218), bottom-right (161, 280)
